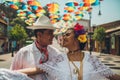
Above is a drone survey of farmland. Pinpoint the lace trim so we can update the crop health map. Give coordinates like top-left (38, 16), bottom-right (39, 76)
top-left (88, 55), bottom-right (115, 78)
top-left (37, 54), bottom-right (65, 80)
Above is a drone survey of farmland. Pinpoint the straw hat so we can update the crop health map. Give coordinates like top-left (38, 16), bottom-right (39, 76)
top-left (53, 21), bottom-right (76, 35)
top-left (27, 15), bottom-right (56, 30)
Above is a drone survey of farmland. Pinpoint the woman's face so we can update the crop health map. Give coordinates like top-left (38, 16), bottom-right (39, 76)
top-left (62, 29), bottom-right (75, 48)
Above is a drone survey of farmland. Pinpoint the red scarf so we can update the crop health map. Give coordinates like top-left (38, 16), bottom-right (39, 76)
top-left (35, 40), bottom-right (48, 64)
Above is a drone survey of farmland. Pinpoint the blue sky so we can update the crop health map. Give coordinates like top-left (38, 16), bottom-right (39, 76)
top-left (1, 0), bottom-right (120, 26)
top-left (90, 0), bottom-right (120, 25)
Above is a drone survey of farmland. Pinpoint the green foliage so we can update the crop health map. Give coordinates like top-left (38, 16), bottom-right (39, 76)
top-left (8, 24), bottom-right (28, 41)
top-left (10, 17), bottom-right (34, 37)
top-left (92, 27), bottom-right (106, 43)
top-left (10, 17), bottom-right (28, 27)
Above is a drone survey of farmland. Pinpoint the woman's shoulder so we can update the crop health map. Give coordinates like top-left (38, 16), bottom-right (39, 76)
top-left (82, 51), bottom-right (100, 63)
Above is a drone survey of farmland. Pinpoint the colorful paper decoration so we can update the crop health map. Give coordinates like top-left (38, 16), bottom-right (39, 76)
top-left (83, 0), bottom-right (96, 4)
top-left (2, 0), bottom-right (102, 25)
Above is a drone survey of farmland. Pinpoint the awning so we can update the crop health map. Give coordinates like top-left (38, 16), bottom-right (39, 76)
top-left (0, 18), bottom-right (7, 25)
top-left (105, 26), bottom-right (120, 34)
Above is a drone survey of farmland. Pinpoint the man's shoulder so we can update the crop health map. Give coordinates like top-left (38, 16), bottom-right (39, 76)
top-left (22, 43), bottom-right (33, 49)
top-left (18, 43), bottom-right (34, 53)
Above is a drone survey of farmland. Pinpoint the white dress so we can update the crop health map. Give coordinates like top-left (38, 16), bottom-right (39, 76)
top-left (38, 50), bottom-right (115, 80)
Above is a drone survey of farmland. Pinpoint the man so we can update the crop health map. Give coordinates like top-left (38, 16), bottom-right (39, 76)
top-left (10, 15), bottom-right (56, 80)
top-left (11, 40), bottom-right (17, 57)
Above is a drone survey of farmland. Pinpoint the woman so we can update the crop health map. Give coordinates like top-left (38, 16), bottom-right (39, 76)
top-left (61, 22), bottom-right (120, 80)
top-left (38, 22), bottom-right (120, 80)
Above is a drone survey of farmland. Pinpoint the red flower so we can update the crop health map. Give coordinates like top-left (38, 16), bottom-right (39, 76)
top-left (74, 23), bottom-right (84, 31)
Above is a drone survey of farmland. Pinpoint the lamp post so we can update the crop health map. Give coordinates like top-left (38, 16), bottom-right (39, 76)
top-left (98, 1), bottom-right (102, 16)
top-left (88, 8), bottom-right (92, 55)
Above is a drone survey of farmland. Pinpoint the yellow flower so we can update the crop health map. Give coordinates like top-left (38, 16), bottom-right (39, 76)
top-left (77, 34), bottom-right (87, 43)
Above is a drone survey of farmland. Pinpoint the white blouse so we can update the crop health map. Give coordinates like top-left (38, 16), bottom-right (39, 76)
top-left (38, 48), bottom-right (115, 80)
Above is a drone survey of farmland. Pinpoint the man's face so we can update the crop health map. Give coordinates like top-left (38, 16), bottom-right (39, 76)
top-left (37, 29), bottom-right (54, 47)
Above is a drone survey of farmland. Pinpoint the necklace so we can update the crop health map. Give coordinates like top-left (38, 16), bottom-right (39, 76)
top-left (67, 52), bottom-right (84, 80)
top-left (71, 61), bottom-right (83, 80)
top-left (69, 49), bottom-right (80, 54)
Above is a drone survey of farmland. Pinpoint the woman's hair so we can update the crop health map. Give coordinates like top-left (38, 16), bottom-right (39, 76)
top-left (73, 23), bottom-right (87, 50)
top-left (72, 30), bottom-right (86, 50)
top-left (79, 42), bottom-right (86, 50)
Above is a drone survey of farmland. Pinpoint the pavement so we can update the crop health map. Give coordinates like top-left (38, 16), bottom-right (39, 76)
top-left (89, 51), bottom-right (120, 74)
top-left (0, 51), bottom-right (120, 74)
top-left (0, 53), bottom-right (13, 69)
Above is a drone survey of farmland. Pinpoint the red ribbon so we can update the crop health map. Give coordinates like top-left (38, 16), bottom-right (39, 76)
top-left (35, 40), bottom-right (48, 64)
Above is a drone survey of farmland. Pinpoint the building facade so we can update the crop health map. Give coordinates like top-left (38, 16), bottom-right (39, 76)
top-left (96, 20), bottom-right (120, 55)
top-left (0, 18), bottom-right (7, 53)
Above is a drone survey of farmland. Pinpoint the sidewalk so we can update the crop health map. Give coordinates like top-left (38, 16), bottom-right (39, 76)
top-left (90, 51), bottom-right (120, 74)
top-left (0, 51), bottom-right (120, 74)
top-left (0, 53), bottom-right (13, 69)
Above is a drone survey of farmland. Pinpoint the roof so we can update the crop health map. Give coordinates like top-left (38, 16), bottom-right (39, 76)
top-left (97, 20), bottom-right (120, 34)
top-left (98, 20), bottom-right (120, 30)
top-left (105, 26), bottom-right (120, 33)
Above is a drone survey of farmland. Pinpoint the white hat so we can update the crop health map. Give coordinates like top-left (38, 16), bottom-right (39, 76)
top-left (27, 15), bottom-right (56, 30)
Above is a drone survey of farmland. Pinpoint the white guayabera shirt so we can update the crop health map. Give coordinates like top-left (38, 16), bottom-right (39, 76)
top-left (10, 43), bottom-right (60, 80)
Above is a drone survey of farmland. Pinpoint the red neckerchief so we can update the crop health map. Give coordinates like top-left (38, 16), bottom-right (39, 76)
top-left (35, 40), bottom-right (48, 64)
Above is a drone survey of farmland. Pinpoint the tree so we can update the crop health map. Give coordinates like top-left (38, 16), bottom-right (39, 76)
top-left (9, 24), bottom-right (28, 41)
top-left (92, 27), bottom-right (106, 52)
top-left (8, 24), bottom-right (28, 49)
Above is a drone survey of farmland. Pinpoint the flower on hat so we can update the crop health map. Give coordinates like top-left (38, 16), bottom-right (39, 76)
top-left (74, 23), bottom-right (87, 43)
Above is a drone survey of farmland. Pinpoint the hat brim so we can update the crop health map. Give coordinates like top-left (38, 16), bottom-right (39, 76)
top-left (27, 25), bottom-right (56, 30)
top-left (54, 27), bottom-right (70, 35)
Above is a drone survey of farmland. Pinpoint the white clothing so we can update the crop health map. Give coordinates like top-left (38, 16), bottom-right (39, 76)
top-left (38, 51), bottom-right (115, 80)
top-left (0, 68), bottom-right (33, 80)
top-left (10, 42), bottom-right (115, 80)
top-left (10, 42), bottom-right (61, 80)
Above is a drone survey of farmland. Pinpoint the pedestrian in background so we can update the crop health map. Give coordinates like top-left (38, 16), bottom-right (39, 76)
top-left (11, 40), bottom-right (16, 57)
top-left (1, 41), bottom-right (8, 53)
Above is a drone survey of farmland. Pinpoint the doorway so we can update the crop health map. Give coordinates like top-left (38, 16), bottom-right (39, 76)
top-left (105, 37), bottom-right (110, 54)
